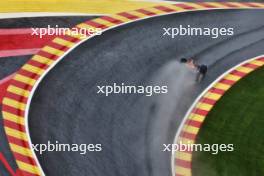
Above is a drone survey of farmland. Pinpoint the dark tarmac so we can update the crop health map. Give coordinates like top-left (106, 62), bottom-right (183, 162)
top-left (14, 10), bottom-right (264, 176)
top-left (0, 16), bottom-right (95, 176)
top-left (29, 10), bottom-right (264, 176)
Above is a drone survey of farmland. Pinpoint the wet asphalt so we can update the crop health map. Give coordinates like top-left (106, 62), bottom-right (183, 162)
top-left (26, 10), bottom-right (264, 176)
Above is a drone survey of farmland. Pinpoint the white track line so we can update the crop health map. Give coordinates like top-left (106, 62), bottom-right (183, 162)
top-left (21, 7), bottom-right (264, 176)
top-left (171, 55), bottom-right (264, 176)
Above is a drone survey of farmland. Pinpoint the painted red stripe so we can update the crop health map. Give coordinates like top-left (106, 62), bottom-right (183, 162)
top-left (185, 119), bottom-right (202, 128)
top-left (75, 26), bottom-right (93, 37)
top-left (219, 78), bottom-right (235, 85)
top-left (85, 20), bottom-right (108, 29)
top-left (230, 70), bottom-right (246, 77)
top-left (6, 135), bottom-right (29, 148)
top-left (100, 16), bottom-right (123, 24)
top-left (242, 2), bottom-right (261, 8)
top-left (199, 97), bottom-right (216, 105)
top-left (4, 92), bottom-right (28, 104)
top-left (48, 41), bottom-right (69, 52)
top-left (0, 152), bottom-right (16, 176)
top-left (11, 79), bottom-right (33, 91)
top-left (18, 69), bottom-right (39, 80)
top-left (180, 131), bottom-right (196, 140)
top-left (2, 105), bottom-right (25, 117)
top-left (59, 35), bottom-right (80, 43)
top-left (243, 63), bottom-right (259, 69)
top-left (192, 108), bottom-right (208, 116)
top-left (154, 5), bottom-right (175, 12)
top-left (0, 74), bottom-right (13, 103)
top-left (209, 87), bottom-right (225, 95)
top-left (0, 28), bottom-right (33, 35)
top-left (182, 149), bottom-right (192, 154)
top-left (0, 34), bottom-right (55, 50)
top-left (197, 2), bottom-right (218, 8)
top-left (175, 174), bottom-right (184, 176)
top-left (0, 48), bottom-right (40, 58)
top-left (257, 57), bottom-right (264, 62)
top-left (118, 12), bottom-right (139, 20)
top-left (136, 9), bottom-right (157, 16)
top-left (27, 60), bottom-right (49, 70)
top-left (13, 152), bottom-right (37, 166)
top-left (175, 158), bottom-right (191, 168)
top-left (221, 2), bottom-right (239, 8)
top-left (174, 3), bottom-right (196, 10)
top-left (4, 119), bottom-right (25, 132)
top-left (37, 50), bottom-right (59, 60)
top-left (17, 169), bottom-right (39, 176)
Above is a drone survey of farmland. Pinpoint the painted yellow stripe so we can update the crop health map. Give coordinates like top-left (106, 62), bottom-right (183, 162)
top-left (0, 0), bottom-right (165, 14)
top-left (129, 10), bottom-right (149, 19)
top-left (32, 55), bottom-right (54, 66)
top-left (182, 126), bottom-right (199, 135)
top-left (169, 5), bottom-right (187, 12)
top-left (203, 92), bottom-right (222, 101)
top-left (224, 74), bottom-right (241, 82)
top-left (16, 160), bottom-right (41, 175)
top-left (80, 22), bottom-right (106, 29)
top-left (110, 14), bottom-right (133, 23)
top-left (236, 66), bottom-right (253, 73)
top-left (205, 2), bottom-right (230, 8)
top-left (189, 113), bottom-right (206, 122)
top-left (175, 151), bottom-right (192, 160)
top-left (9, 144), bottom-right (33, 158)
top-left (249, 60), bottom-right (264, 66)
top-left (214, 83), bottom-right (231, 91)
top-left (76, 22), bottom-right (109, 35)
top-left (13, 74), bottom-right (36, 87)
top-left (3, 111), bottom-right (25, 126)
top-left (3, 98), bottom-right (26, 111)
top-left (42, 46), bottom-right (65, 57)
top-left (181, 129), bottom-right (196, 137)
top-left (186, 2), bottom-right (208, 9)
top-left (249, 2), bottom-right (264, 8)
top-left (173, 56), bottom-right (264, 176)
top-left (76, 23), bottom-right (93, 31)
top-left (196, 102), bottom-right (213, 111)
top-left (175, 165), bottom-right (191, 175)
top-left (226, 2), bottom-right (253, 8)
top-left (7, 85), bottom-right (30, 98)
top-left (53, 37), bottom-right (76, 48)
top-left (63, 29), bottom-right (84, 40)
top-left (22, 64), bottom-right (45, 76)
top-left (179, 137), bottom-right (195, 144)
top-left (139, 7), bottom-right (166, 15)
top-left (4, 127), bottom-right (27, 141)
top-left (92, 18), bottom-right (115, 27)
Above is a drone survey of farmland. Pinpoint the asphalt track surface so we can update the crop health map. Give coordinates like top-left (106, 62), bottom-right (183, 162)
top-left (0, 16), bottom-right (95, 175)
top-left (0, 16), bottom-right (95, 79)
top-left (28, 10), bottom-right (264, 176)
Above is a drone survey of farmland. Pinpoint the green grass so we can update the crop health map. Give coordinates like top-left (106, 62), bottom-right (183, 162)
top-left (192, 67), bottom-right (264, 176)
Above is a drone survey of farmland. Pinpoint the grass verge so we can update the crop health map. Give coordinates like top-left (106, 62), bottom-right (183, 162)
top-left (192, 66), bottom-right (264, 176)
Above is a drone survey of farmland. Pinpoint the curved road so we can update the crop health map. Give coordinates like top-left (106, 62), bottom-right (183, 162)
top-left (0, 16), bottom-right (95, 175)
top-left (28, 10), bottom-right (264, 176)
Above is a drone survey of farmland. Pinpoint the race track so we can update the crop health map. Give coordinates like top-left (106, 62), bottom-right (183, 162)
top-left (0, 16), bottom-right (95, 175)
top-left (28, 10), bottom-right (264, 176)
